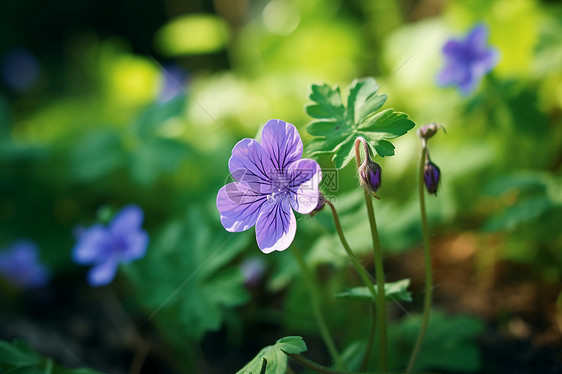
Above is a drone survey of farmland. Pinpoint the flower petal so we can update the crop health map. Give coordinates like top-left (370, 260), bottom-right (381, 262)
top-left (121, 231), bottom-right (149, 262)
top-left (442, 40), bottom-right (464, 59)
top-left (466, 24), bottom-right (488, 53)
top-left (287, 159), bottom-right (322, 214)
top-left (110, 205), bottom-right (144, 238)
top-left (88, 259), bottom-right (119, 286)
top-left (72, 225), bottom-right (111, 264)
top-left (260, 119), bottom-right (303, 172)
top-left (228, 138), bottom-right (274, 193)
top-left (255, 200), bottom-right (296, 253)
top-left (217, 182), bottom-right (267, 232)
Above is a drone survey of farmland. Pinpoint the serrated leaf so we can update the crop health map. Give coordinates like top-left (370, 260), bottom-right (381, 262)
top-left (236, 337), bottom-right (307, 374)
top-left (305, 78), bottom-right (415, 168)
top-left (334, 279), bottom-right (412, 303)
top-left (346, 78), bottom-right (380, 124)
top-left (356, 94), bottom-right (388, 124)
top-left (305, 84), bottom-right (345, 121)
top-left (126, 208), bottom-right (250, 340)
top-left (332, 137), bottom-right (356, 169)
top-left (359, 109), bottom-right (415, 139)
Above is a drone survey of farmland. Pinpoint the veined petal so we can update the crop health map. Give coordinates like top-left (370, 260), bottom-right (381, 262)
top-left (72, 225), bottom-right (111, 264)
top-left (217, 182), bottom-right (267, 232)
top-left (255, 200), bottom-right (296, 253)
top-left (88, 259), bottom-right (119, 287)
top-left (287, 159), bottom-right (322, 214)
top-left (260, 119), bottom-right (303, 172)
top-left (229, 138), bottom-right (274, 193)
top-left (110, 205), bottom-right (144, 238)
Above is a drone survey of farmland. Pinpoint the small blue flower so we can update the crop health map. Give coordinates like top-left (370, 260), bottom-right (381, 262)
top-left (437, 24), bottom-right (499, 95)
top-left (0, 240), bottom-right (50, 289)
top-left (72, 205), bottom-right (149, 287)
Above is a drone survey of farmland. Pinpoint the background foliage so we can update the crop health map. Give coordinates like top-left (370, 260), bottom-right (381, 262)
top-left (1, 0), bottom-right (561, 373)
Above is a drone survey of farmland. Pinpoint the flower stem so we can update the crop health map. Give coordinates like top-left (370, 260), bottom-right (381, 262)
top-left (354, 137), bottom-right (388, 371)
top-left (405, 145), bottom-right (433, 374)
top-left (289, 245), bottom-right (345, 369)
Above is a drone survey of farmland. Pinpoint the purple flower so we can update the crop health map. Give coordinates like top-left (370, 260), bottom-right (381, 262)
top-left (216, 119), bottom-right (322, 253)
top-left (437, 24), bottom-right (499, 95)
top-left (72, 205), bottom-right (149, 287)
top-left (0, 240), bottom-right (50, 289)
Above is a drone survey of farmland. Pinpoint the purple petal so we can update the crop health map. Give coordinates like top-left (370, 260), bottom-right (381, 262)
top-left (121, 231), bottom-right (149, 262)
top-left (260, 119), bottom-right (303, 172)
top-left (442, 40), bottom-right (465, 59)
top-left (217, 182), bottom-right (267, 232)
top-left (0, 241), bottom-right (50, 288)
top-left (255, 199), bottom-right (296, 253)
top-left (466, 24), bottom-right (488, 53)
top-left (472, 48), bottom-right (499, 76)
top-left (437, 64), bottom-right (464, 86)
top-left (286, 159), bottom-right (322, 214)
top-left (88, 259), bottom-right (119, 286)
top-left (229, 138), bottom-right (275, 193)
top-left (110, 205), bottom-right (144, 238)
top-left (72, 224), bottom-right (111, 264)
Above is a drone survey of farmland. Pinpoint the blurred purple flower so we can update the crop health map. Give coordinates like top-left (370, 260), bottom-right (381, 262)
top-left (437, 24), bottom-right (499, 95)
top-left (0, 240), bottom-right (50, 289)
top-left (1, 48), bottom-right (40, 93)
top-left (72, 205), bottom-right (149, 287)
top-left (158, 64), bottom-right (188, 103)
top-left (240, 257), bottom-right (266, 287)
top-left (217, 119), bottom-right (322, 253)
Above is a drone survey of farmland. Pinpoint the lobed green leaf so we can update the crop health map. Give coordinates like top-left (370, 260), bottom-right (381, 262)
top-left (304, 77), bottom-right (415, 168)
top-left (334, 278), bottom-right (412, 303)
top-left (236, 336), bottom-right (307, 374)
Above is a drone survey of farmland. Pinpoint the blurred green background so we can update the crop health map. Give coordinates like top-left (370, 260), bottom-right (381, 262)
top-left (1, 0), bottom-right (561, 373)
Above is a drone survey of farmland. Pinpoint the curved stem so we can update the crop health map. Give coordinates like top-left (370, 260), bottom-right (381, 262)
top-left (405, 145), bottom-right (433, 374)
top-left (289, 246), bottom-right (345, 369)
top-left (354, 137), bottom-right (388, 371)
top-left (325, 201), bottom-right (379, 303)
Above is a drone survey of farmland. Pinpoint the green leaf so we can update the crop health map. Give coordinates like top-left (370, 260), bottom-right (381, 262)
top-left (334, 279), bottom-right (412, 303)
top-left (126, 208), bottom-right (251, 341)
top-left (358, 109), bottom-right (415, 139)
top-left (235, 337), bottom-right (307, 374)
top-left (305, 84), bottom-right (345, 121)
top-left (0, 340), bottom-right (41, 366)
top-left (305, 78), bottom-right (415, 168)
top-left (392, 312), bottom-right (484, 372)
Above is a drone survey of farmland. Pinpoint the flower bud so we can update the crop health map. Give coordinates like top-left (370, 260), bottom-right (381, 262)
top-left (359, 158), bottom-right (382, 199)
top-left (424, 160), bottom-right (441, 195)
top-left (417, 123), bottom-right (444, 141)
top-left (309, 192), bottom-right (326, 217)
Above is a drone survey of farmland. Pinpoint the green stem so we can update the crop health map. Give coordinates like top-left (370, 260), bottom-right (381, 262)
top-left (325, 200), bottom-right (381, 371)
top-left (289, 246), bottom-right (345, 369)
top-left (361, 305), bottom-right (377, 371)
top-left (326, 201), bottom-right (379, 304)
top-left (405, 145), bottom-right (433, 374)
top-left (355, 137), bottom-right (388, 371)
